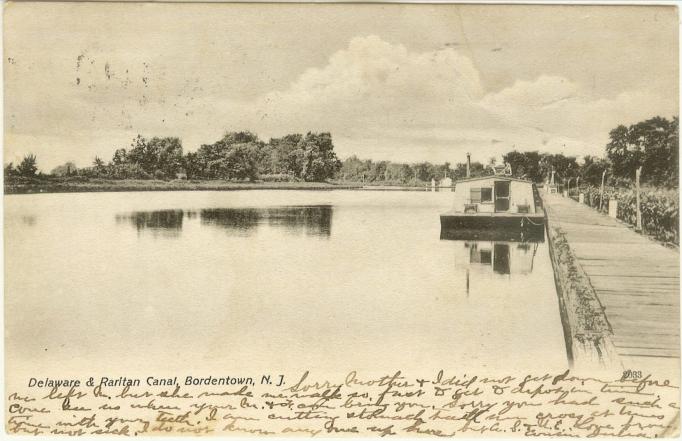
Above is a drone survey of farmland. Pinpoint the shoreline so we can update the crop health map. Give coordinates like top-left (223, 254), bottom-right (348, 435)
top-left (2, 179), bottom-right (443, 195)
top-left (542, 193), bottom-right (619, 372)
top-left (3, 179), bottom-right (367, 195)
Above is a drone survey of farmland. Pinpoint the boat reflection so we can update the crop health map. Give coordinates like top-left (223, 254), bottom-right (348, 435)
top-left (441, 229), bottom-right (543, 297)
top-left (462, 240), bottom-right (539, 276)
top-left (440, 227), bottom-right (544, 242)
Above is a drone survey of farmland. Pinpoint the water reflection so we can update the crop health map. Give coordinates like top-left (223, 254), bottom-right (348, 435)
top-left (440, 228), bottom-right (544, 242)
top-left (455, 240), bottom-right (542, 297)
top-left (115, 210), bottom-right (184, 238)
top-left (463, 241), bottom-right (539, 276)
top-left (21, 215), bottom-right (37, 226)
top-left (442, 228), bottom-right (543, 297)
top-left (200, 206), bottom-right (332, 237)
top-left (116, 205), bottom-right (332, 238)
top-left (8, 190), bottom-right (569, 373)
top-left (199, 208), bottom-right (261, 235)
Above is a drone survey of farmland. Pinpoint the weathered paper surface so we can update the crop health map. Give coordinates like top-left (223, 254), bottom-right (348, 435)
top-left (6, 370), bottom-right (681, 437)
top-left (4, 1), bottom-right (680, 438)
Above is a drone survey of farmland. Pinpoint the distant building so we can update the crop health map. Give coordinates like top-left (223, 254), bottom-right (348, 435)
top-left (439, 177), bottom-right (453, 188)
top-left (176, 170), bottom-right (188, 180)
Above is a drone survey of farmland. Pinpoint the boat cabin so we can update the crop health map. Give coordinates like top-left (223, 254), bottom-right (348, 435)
top-left (450, 176), bottom-right (536, 214)
top-left (440, 174), bottom-right (545, 239)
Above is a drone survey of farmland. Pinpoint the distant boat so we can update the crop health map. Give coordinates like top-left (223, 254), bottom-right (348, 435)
top-left (440, 175), bottom-right (545, 240)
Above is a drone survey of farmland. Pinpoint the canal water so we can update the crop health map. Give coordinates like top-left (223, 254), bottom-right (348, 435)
top-left (5, 190), bottom-right (567, 381)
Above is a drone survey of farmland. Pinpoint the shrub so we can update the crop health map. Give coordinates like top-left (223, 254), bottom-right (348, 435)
top-left (615, 189), bottom-right (679, 244)
top-left (580, 186), bottom-right (611, 214)
top-left (259, 173), bottom-right (297, 182)
top-left (578, 185), bottom-right (679, 244)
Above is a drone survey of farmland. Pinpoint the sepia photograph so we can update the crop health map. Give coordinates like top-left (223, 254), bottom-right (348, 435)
top-left (3, 1), bottom-right (680, 437)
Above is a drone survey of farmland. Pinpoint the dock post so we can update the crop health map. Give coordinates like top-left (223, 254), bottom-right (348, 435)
top-left (608, 198), bottom-right (618, 218)
top-left (576, 176), bottom-right (580, 196)
top-left (635, 165), bottom-right (642, 231)
top-left (579, 193), bottom-right (584, 204)
top-left (599, 170), bottom-right (606, 211)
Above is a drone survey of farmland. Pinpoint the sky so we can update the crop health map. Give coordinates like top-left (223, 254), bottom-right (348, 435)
top-left (3, 3), bottom-right (679, 171)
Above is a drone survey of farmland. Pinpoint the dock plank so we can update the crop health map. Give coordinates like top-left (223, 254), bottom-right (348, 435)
top-left (543, 193), bottom-right (680, 370)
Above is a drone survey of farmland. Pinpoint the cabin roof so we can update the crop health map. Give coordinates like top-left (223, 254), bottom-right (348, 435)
top-left (454, 176), bottom-right (534, 185)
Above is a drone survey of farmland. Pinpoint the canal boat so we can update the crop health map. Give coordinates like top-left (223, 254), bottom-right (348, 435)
top-left (440, 174), bottom-right (545, 240)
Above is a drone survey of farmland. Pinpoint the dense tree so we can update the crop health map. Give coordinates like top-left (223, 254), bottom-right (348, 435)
top-left (412, 162), bottom-right (431, 182)
top-left (638, 117), bottom-right (678, 186)
top-left (452, 161), bottom-right (487, 179)
top-left (220, 143), bottom-right (262, 181)
top-left (152, 137), bottom-right (184, 178)
top-left (668, 116), bottom-right (679, 185)
top-left (126, 135), bottom-right (183, 177)
top-left (439, 162), bottom-right (451, 179)
top-left (4, 162), bottom-right (16, 177)
top-left (17, 154), bottom-right (38, 177)
top-left (297, 132), bottom-right (341, 182)
top-left (107, 163), bottom-right (150, 179)
top-left (502, 151), bottom-right (543, 182)
top-left (268, 134), bottom-right (304, 176)
top-left (606, 124), bottom-right (643, 179)
top-left (112, 149), bottom-right (127, 165)
top-left (51, 161), bottom-right (78, 176)
top-left (219, 131), bottom-right (260, 146)
top-left (183, 152), bottom-right (201, 179)
top-left (580, 155), bottom-right (609, 186)
top-left (194, 132), bottom-right (266, 181)
top-left (606, 116), bottom-right (678, 186)
top-left (370, 161), bottom-right (389, 182)
top-left (539, 153), bottom-right (579, 183)
top-left (340, 156), bottom-right (369, 181)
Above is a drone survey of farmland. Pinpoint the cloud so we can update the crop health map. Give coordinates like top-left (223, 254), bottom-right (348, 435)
top-left (480, 75), bottom-right (677, 158)
top-left (5, 34), bottom-right (676, 169)
top-left (246, 37), bottom-right (675, 163)
top-left (249, 35), bottom-right (487, 134)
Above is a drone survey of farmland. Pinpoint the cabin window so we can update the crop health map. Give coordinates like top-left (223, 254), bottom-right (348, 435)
top-left (470, 188), bottom-right (481, 203)
top-left (471, 187), bottom-right (493, 203)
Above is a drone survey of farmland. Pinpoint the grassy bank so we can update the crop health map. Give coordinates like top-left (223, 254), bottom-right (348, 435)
top-left (4, 176), bottom-right (363, 195)
top-left (546, 225), bottom-right (618, 370)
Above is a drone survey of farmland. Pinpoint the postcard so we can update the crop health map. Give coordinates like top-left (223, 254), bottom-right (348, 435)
top-left (4, 1), bottom-right (680, 437)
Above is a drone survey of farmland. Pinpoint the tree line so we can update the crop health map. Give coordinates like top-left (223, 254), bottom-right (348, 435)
top-left (5, 116), bottom-right (678, 188)
top-left (339, 116), bottom-right (678, 188)
top-left (5, 131), bottom-right (342, 182)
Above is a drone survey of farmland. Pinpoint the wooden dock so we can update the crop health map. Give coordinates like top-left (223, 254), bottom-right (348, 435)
top-left (542, 193), bottom-right (679, 373)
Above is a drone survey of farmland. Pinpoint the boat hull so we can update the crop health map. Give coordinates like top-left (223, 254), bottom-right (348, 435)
top-left (440, 211), bottom-right (545, 242)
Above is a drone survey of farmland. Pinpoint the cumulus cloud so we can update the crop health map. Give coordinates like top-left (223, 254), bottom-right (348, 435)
top-left (249, 36), bottom-right (487, 133)
top-left (5, 34), bottom-right (676, 169)
top-left (243, 36), bottom-right (675, 163)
